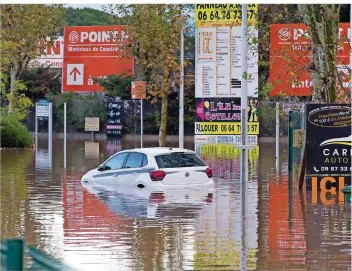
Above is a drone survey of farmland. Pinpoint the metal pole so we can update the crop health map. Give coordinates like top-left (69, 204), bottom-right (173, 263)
top-left (35, 102), bottom-right (38, 153)
top-left (179, 27), bottom-right (185, 149)
top-left (288, 111), bottom-right (294, 185)
top-left (140, 99), bottom-right (143, 148)
top-left (275, 102), bottom-right (280, 171)
top-left (64, 102), bottom-right (66, 169)
top-left (48, 102), bottom-right (53, 169)
top-left (240, 4), bottom-right (248, 271)
top-left (350, 7), bottom-right (351, 97)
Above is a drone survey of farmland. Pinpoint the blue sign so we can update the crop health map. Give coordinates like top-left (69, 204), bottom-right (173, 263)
top-left (37, 99), bottom-right (49, 106)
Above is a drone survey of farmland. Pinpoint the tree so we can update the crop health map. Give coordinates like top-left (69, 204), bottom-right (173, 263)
top-left (298, 4), bottom-right (341, 103)
top-left (107, 4), bottom-right (188, 146)
top-left (0, 4), bottom-right (66, 113)
top-left (66, 7), bottom-right (115, 26)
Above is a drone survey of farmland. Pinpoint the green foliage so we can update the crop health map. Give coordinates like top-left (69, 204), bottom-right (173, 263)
top-left (0, 113), bottom-right (32, 148)
top-left (66, 7), bottom-right (115, 26)
top-left (46, 93), bottom-right (105, 132)
top-left (0, 4), bottom-right (66, 73)
top-left (0, 73), bottom-right (34, 121)
top-left (95, 74), bottom-right (132, 99)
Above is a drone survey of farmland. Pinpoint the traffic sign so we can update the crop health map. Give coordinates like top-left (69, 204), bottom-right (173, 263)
top-left (62, 25), bottom-right (134, 92)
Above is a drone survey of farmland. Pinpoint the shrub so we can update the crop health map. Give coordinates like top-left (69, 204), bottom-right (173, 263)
top-left (0, 113), bottom-right (32, 148)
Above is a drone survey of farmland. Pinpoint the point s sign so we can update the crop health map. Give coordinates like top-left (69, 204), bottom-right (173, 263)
top-left (62, 26), bottom-right (133, 92)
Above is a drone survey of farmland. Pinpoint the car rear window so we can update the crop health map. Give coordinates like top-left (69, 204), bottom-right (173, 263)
top-left (155, 153), bottom-right (206, 168)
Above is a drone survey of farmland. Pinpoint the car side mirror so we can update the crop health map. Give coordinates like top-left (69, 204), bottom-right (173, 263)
top-left (98, 165), bottom-right (106, 171)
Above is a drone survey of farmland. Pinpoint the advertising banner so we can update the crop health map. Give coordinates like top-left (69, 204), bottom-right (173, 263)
top-left (195, 5), bottom-right (258, 98)
top-left (62, 26), bottom-right (133, 92)
top-left (305, 104), bottom-right (351, 190)
top-left (195, 97), bottom-right (259, 142)
top-left (106, 102), bottom-right (123, 137)
top-left (269, 23), bottom-right (351, 96)
top-left (195, 4), bottom-right (258, 28)
top-left (28, 37), bottom-right (64, 69)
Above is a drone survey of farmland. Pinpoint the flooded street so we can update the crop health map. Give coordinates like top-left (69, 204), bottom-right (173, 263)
top-left (1, 138), bottom-right (351, 271)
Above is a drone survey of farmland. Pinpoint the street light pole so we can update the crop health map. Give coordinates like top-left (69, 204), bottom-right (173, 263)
top-left (179, 27), bottom-right (185, 149)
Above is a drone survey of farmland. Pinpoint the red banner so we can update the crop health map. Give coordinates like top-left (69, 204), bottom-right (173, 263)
top-left (269, 23), bottom-right (350, 96)
top-left (62, 26), bottom-right (134, 92)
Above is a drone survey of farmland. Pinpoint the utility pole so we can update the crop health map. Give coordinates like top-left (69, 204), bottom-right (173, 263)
top-left (179, 27), bottom-right (185, 149)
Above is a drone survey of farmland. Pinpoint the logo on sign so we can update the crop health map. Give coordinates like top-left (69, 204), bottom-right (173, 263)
top-left (278, 28), bottom-right (290, 41)
top-left (294, 28), bottom-right (309, 40)
top-left (69, 31), bottom-right (79, 43)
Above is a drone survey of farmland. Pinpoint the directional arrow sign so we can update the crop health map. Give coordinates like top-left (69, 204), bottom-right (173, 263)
top-left (67, 64), bottom-right (83, 85)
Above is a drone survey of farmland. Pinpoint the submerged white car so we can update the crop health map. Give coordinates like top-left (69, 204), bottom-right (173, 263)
top-left (81, 147), bottom-right (214, 190)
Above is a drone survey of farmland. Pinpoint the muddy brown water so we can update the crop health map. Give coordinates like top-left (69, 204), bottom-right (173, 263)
top-left (1, 138), bottom-right (351, 270)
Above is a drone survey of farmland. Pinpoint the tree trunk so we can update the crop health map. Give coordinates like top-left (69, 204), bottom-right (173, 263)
top-left (159, 96), bottom-right (168, 147)
top-left (298, 4), bottom-right (340, 103)
top-left (8, 67), bottom-right (16, 114)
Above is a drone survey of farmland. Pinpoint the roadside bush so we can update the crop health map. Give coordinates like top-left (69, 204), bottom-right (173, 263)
top-left (0, 113), bottom-right (32, 148)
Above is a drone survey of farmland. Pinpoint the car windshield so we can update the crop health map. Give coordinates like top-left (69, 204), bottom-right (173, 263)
top-left (155, 153), bottom-right (206, 168)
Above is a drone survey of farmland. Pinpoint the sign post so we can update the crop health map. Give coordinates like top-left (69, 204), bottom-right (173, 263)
top-left (64, 103), bottom-right (67, 169)
top-left (179, 27), bottom-right (185, 149)
top-left (131, 81), bottom-right (146, 148)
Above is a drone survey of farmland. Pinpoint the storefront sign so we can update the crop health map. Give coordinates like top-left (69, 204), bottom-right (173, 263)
top-left (106, 102), bottom-right (122, 137)
top-left (269, 23), bottom-right (350, 96)
top-left (62, 25), bottom-right (133, 92)
top-left (305, 104), bottom-right (351, 190)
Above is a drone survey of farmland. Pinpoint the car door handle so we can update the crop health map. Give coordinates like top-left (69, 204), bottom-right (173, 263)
top-left (113, 174), bottom-right (119, 177)
top-left (132, 172), bottom-right (138, 175)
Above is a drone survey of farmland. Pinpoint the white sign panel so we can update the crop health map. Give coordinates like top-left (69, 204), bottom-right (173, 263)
top-left (36, 99), bottom-right (49, 118)
top-left (195, 27), bottom-right (258, 98)
top-left (28, 37), bottom-right (64, 69)
top-left (66, 64), bottom-right (84, 85)
top-left (195, 135), bottom-right (258, 145)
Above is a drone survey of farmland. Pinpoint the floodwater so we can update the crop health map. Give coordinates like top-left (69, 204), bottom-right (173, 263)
top-left (1, 137), bottom-right (351, 271)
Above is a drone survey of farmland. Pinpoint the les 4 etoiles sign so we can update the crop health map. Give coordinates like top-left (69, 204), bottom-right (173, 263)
top-left (62, 26), bottom-right (134, 92)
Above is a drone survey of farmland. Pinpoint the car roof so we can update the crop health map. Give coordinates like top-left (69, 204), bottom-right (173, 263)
top-left (119, 147), bottom-right (195, 156)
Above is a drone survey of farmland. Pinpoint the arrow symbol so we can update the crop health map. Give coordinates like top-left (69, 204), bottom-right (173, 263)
top-left (70, 67), bottom-right (81, 81)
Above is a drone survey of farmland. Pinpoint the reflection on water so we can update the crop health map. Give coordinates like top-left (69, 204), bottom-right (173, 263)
top-left (0, 138), bottom-right (351, 270)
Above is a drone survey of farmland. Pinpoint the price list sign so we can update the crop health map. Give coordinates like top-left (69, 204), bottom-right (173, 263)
top-left (195, 4), bottom-right (259, 98)
top-left (106, 102), bottom-right (123, 137)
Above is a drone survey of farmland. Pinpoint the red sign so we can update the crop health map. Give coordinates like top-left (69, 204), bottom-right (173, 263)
top-left (62, 26), bottom-right (134, 92)
top-left (28, 37), bottom-right (64, 68)
top-left (269, 23), bottom-right (350, 96)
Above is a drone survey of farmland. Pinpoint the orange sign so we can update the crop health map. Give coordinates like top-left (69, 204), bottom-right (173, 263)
top-left (62, 26), bottom-right (134, 92)
top-left (131, 81), bottom-right (147, 99)
top-left (269, 23), bottom-right (350, 96)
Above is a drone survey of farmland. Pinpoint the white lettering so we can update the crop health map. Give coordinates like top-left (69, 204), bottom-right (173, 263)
top-left (323, 149), bottom-right (330, 156)
top-left (81, 32), bottom-right (89, 41)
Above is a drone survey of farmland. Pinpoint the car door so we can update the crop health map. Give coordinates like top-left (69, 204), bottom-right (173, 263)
top-left (93, 152), bottom-right (129, 186)
top-left (118, 152), bottom-right (148, 186)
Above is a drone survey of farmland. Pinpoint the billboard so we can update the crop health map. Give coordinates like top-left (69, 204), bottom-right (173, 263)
top-left (269, 23), bottom-right (351, 96)
top-left (28, 37), bottom-right (64, 69)
top-left (195, 5), bottom-right (259, 98)
top-left (305, 104), bottom-right (351, 191)
top-left (194, 97), bottom-right (259, 143)
top-left (62, 25), bottom-right (134, 92)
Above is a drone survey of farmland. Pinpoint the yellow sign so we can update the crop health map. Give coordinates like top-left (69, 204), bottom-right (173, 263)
top-left (195, 4), bottom-right (258, 28)
top-left (85, 117), bottom-right (100, 132)
top-left (195, 122), bottom-right (259, 135)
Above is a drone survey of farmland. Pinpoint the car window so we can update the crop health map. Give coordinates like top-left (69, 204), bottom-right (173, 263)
top-left (105, 153), bottom-right (129, 170)
top-left (124, 152), bottom-right (147, 168)
top-left (155, 153), bottom-right (206, 168)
